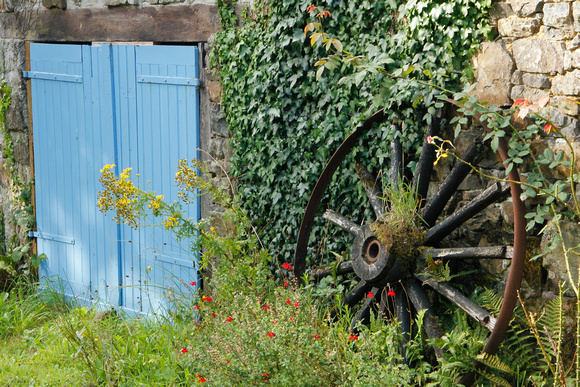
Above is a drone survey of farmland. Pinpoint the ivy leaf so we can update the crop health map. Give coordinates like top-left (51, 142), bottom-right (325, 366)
top-left (354, 70), bottom-right (367, 86)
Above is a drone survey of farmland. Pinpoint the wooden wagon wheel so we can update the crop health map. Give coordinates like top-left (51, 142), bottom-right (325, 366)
top-left (293, 106), bottom-right (526, 385)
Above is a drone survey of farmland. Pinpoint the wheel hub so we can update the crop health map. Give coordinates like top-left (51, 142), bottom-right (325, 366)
top-left (352, 225), bottom-right (402, 283)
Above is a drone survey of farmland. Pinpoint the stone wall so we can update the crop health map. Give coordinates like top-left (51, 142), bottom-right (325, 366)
top-left (477, 0), bottom-right (580, 126)
top-left (0, 39), bottom-right (30, 254)
top-left (474, 1), bottom-right (580, 297)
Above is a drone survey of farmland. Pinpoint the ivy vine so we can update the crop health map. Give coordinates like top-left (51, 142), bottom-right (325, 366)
top-left (212, 0), bottom-right (492, 268)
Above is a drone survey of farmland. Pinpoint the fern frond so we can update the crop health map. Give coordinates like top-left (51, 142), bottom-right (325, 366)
top-left (477, 352), bottom-right (514, 374)
top-left (480, 288), bottom-right (503, 316)
top-left (476, 368), bottom-right (512, 387)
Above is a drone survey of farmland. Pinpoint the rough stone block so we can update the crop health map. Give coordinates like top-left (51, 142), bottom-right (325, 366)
top-left (572, 48), bottom-right (580, 66)
top-left (491, 2), bottom-right (515, 18)
top-left (104, 0), bottom-right (127, 6)
top-left (542, 220), bottom-right (580, 293)
top-left (42, 0), bottom-right (66, 9)
top-left (498, 17), bottom-right (541, 37)
top-left (574, 1), bottom-right (580, 31)
top-left (210, 103), bottom-right (229, 137)
top-left (522, 73), bottom-right (551, 88)
top-left (511, 69), bottom-right (523, 85)
top-left (568, 33), bottom-right (580, 50)
top-left (560, 121), bottom-right (580, 136)
top-left (206, 80), bottom-right (222, 103)
top-left (552, 70), bottom-right (580, 95)
top-left (209, 136), bottom-right (231, 160)
top-left (511, 0), bottom-right (544, 17)
top-left (544, 26), bottom-right (576, 40)
top-left (474, 42), bottom-right (515, 106)
top-left (544, 2), bottom-right (572, 27)
top-left (511, 84), bottom-right (550, 101)
top-left (556, 96), bottom-right (580, 115)
top-left (104, 0), bottom-right (139, 6)
top-left (550, 106), bottom-right (579, 128)
top-left (499, 201), bottom-right (515, 226)
top-left (512, 38), bottom-right (566, 73)
top-left (207, 160), bottom-right (232, 177)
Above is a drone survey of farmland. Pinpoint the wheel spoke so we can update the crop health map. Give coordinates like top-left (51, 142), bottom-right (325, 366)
top-left (394, 284), bottom-right (411, 362)
top-left (412, 108), bottom-right (444, 204)
top-left (390, 133), bottom-right (403, 188)
top-left (350, 286), bottom-right (380, 332)
top-left (355, 162), bottom-right (385, 219)
top-left (425, 181), bottom-right (510, 245)
top-left (421, 142), bottom-right (481, 227)
top-left (421, 246), bottom-right (513, 261)
top-left (323, 210), bottom-right (363, 237)
top-left (417, 275), bottom-right (497, 331)
top-left (407, 280), bottom-right (444, 359)
top-left (342, 280), bottom-right (373, 308)
top-left (311, 260), bottom-right (354, 281)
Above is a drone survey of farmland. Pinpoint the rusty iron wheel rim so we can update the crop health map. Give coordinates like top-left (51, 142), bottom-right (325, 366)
top-left (293, 106), bottom-right (526, 385)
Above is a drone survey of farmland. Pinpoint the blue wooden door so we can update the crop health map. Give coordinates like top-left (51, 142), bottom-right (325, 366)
top-left (27, 43), bottom-right (200, 315)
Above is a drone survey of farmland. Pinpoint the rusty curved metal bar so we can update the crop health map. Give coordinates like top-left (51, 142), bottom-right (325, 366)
top-left (459, 138), bottom-right (527, 386)
top-left (293, 109), bottom-right (386, 279)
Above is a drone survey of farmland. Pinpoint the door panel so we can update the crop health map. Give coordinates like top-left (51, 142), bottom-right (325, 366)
top-left (27, 43), bottom-right (200, 314)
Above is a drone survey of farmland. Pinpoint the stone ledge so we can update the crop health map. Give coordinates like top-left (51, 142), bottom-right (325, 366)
top-left (0, 4), bottom-right (220, 42)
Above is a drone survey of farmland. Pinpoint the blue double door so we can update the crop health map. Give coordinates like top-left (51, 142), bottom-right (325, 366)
top-left (27, 43), bottom-right (200, 314)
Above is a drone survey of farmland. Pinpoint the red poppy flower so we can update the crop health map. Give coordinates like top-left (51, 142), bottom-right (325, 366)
top-left (181, 347), bottom-right (188, 353)
top-left (314, 334), bottom-right (320, 339)
top-left (294, 301), bottom-right (300, 307)
top-left (367, 292), bottom-right (374, 298)
top-left (263, 305), bottom-right (269, 310)
top-left (202, 295), bottom-right (212, 302)
top-left (282, 262), bottom-right (292, 270)
top-left (226, 360), bottom-right (231, 364)
top-left (284, 282), bottom-right (288, 287)
top-left (193, 305), bottom-right (200, 310)
top-left (196, 374), bottom-right (206, 383)
top-left (263, 372), bottom-right (269, 377)
top-left (349, 334), bottom-right (358, 341)
top-left (268, 332), bottom-right (275, 338)
top-left (211, 312), bottom-right (216, 318)
top-left (189, 281), bottom-right (196, 286)
top-left (286, 298), bottom-right (291, 304)
top-left (226, 316), bottom-right (233, 322)
top-left (387, 289), bottom-right (395, 297)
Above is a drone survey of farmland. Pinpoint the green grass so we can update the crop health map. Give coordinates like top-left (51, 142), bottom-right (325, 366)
top-left (0, 282), bottom-right (197, 386)
top-left (0, 275), bottom-right (558, 386)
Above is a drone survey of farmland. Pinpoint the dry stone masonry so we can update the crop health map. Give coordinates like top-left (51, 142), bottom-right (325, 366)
top-left (475, 0), bottom-right (580, 295)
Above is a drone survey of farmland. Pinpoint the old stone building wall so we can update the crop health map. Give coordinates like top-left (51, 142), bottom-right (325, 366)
top-left (473, 0), bottom-right (580, 295)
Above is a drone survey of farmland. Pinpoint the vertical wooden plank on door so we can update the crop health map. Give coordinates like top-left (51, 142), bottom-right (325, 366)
top-left (28, 44), bottom-right (86, 298)
top-left (111, 44), bottom-right (143, 314)
top-left (84, 44), bottom-right (119, 307)
top-left (133, 45), bottom-right (200, 315)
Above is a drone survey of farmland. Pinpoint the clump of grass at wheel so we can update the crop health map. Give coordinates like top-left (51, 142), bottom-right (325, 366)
top-left (370, 180), bottom-right (425, 260)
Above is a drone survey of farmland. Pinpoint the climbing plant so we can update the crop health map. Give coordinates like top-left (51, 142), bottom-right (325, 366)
top-left (212, 0), bottom-right (492, 268)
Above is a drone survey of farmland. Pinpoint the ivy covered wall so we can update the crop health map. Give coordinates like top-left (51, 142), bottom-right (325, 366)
top-left (213, 0), bottom-right (493, 267)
